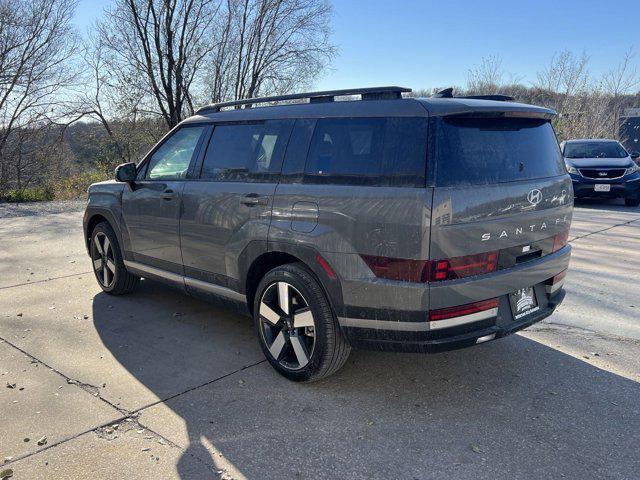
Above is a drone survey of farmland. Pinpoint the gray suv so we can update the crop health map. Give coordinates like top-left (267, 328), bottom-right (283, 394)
top-left (83, 86), bottom-right (573, 381)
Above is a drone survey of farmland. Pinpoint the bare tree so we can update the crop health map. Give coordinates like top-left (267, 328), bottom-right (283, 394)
top-left (210, 0), bottom-right (335, 102)
top-left (0, 0), bottom-right (78, 191)
top-left (97, 0), bottom-right (221, 129)
top-left (466, 55), bottom-right (505, 95)
top-left (602, 48), bottom-right (639, 140)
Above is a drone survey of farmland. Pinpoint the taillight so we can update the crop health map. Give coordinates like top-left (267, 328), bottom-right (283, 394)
top-left (361, 251), bottom-right (499, 283)
top-left (430, 251), bottom-right (499, 281)
top-left (360, 255), bottom-right (429, 283)
top-left (552, 230), bottom-right (569, 252)
top-left (429, 298), bottom-right (499, 321)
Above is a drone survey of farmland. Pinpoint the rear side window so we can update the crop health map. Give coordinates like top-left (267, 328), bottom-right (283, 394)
top-left (200, 120), bottom-right (292, 182)
top-left (435, 117), bottom-right (564, 186)
top-left (303, 117), bottom-right (428, 187)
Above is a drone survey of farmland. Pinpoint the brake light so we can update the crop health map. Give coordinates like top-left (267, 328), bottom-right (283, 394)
top-left (360, 255), bottom-right (429, 283)
top-left (552, 230), bottom-right (569, 252)
top-left (429, 298), bottom-right (499, 321)
top-left (430, 251), bottom-right (499, 281)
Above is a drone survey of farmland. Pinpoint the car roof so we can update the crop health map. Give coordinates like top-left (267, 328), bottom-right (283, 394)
top-left (181, 97), bottom-right (555, 125)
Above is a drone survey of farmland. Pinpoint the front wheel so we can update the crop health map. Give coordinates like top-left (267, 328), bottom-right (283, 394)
top-left (253, 263), bottom-right (351, 382)
top-left (90, 221), bottom-right (139, 295)
top-left (625, 197), bottom-right (640, 207)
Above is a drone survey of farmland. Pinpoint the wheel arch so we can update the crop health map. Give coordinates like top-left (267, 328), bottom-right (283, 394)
top-left (241, 244), bottom-right (344, 318)
top-left (84, 208), bottom-right (124, 255)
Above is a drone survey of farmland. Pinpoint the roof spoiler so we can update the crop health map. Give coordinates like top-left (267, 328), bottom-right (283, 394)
top-left (432, 87), bottom-right (514, 102)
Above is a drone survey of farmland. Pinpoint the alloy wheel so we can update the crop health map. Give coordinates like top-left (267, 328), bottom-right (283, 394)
top-left (258, 281), bottom-right (316, 370)
top-left (92, 232), bottom-right (116, 288)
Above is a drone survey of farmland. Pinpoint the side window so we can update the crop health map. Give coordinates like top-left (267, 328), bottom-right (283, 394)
top-left (146, 126), bottom-right (206, 180)
top-left (200, 120), bottom-right (292, 182)
top-left (280, 119), bottom-right (316, 183)
top-left (303, 117), bottom-right (428, 187)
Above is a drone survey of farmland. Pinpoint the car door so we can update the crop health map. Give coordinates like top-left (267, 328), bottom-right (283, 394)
top-left (180, 119), bottom-right (293, 291)
top-left (121, 125), bottom-right (208, 275)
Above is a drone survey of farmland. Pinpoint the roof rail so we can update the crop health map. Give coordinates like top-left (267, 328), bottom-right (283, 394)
top-left (195, 86), bottom-right (412, 113)
top-left (431, 88), bottom-right (514, 102)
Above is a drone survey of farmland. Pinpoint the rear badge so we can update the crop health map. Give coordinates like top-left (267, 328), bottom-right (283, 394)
top-left (522, 245), bottom-right (531, 253)
top-left (509, 287), bottom-right (540, 320)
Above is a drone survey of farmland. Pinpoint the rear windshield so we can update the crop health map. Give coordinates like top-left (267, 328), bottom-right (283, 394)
top-left (435, 117), bottom-right (564, 186)
top-left (563, 141), bottom-right (627, 159)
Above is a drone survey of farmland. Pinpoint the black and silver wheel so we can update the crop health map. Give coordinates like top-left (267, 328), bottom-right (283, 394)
top-left (253, 263), bottom-right (351, 382)
top-left (90, 221), bottom-right (139, 295)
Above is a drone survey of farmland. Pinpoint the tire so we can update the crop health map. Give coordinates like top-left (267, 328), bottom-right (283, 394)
top-left (624, 197), bottom-right (640, 207)
top-left (253, 263), bottom-right (351, 382)
top-left (90, 221), bottom-right (139, 295)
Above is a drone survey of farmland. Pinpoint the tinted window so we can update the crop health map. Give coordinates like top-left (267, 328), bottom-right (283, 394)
top-left (304, 117), bottom-right (428, 187)
top-left (435, 117), bottom-right (564, 186)
top-left (200, 120), bottom-right (291, 182)
top-left (146, 126), bottom-right (206, 180)
top-left (564, 141), bottom-right (627, 159)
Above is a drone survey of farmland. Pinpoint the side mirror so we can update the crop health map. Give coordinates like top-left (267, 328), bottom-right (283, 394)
top-left (630, 151), bottom-right (640, 160)
top-left (115, 162), bottom-right (137, 183)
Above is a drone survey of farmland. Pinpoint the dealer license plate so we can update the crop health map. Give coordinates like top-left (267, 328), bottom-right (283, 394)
top-left (509, 287), bottom-right (540, 320)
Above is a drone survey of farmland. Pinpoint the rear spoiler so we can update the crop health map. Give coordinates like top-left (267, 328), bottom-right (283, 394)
top-left (432, 88), bottom-right (514, 102)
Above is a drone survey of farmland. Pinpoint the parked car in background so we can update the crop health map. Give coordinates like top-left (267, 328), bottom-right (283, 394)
top-left (561, 139), bottom-right (640, 206)
top-left (83, 87), bottom-right (573, 381)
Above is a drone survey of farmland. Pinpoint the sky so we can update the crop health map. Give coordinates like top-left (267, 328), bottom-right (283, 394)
top-left (74, 0), bottom-right (640, 91)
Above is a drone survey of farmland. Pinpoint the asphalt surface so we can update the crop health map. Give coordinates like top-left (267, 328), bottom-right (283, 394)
top-left (1, 199), bottom-right (639, 479)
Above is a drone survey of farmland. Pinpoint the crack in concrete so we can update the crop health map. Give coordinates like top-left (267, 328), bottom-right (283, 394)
top-left (569, 215), bottom-right (640, 244)
top-left (0, 336), bottom-right (130, 416)
top-left (1, 334), bottom-right (264, 472)
top-left (0, 271), bottom-right (92, 290)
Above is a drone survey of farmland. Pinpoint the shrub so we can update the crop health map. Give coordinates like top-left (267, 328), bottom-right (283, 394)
top-left (52, 171), bottom-right (111, 200)
top-left (2, 185), bottom-right (55, 202)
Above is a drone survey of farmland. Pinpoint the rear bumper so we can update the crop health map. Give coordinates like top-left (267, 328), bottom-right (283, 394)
top-left (339, 245), bottom-right (571, 353)
top-left (342, 289), bottom-right (564, 353)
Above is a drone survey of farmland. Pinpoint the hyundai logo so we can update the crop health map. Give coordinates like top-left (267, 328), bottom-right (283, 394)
top-left (527, 189), bottom-right (542, 206)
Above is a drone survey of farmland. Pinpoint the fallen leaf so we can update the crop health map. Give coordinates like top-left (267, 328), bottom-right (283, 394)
top-left (469, 443), bottom-right (481, 453)
top-left (6, 383), bottom-right (16, 389)
top-left (37, 436), bottom-right (47, 446)
top-left (16, 313), bottom-right (22, 317)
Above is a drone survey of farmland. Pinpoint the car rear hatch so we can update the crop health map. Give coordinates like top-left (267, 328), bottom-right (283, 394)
top-left (427, 104), bottom-right (573, 329)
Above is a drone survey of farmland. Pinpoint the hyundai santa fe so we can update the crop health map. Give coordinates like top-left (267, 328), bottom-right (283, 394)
top-left (83, 86), bottom-right (573, 381)
top-left (561, 138), bottom-right (640, 206)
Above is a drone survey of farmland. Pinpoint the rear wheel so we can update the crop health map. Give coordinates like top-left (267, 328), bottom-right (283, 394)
top-left (90, 222), bottom-right (139, 295)
top-left (253, 263), bottom-right (351, 382)
top-left (625, 197), bottom-right (640, 207)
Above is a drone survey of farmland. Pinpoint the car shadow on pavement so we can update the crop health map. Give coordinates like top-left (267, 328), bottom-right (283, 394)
top-left (92, 280), bottom-right (640, 480)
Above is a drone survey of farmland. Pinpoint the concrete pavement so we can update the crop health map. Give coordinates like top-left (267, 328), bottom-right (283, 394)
top-left (1, 200), bottom-right (639, 479)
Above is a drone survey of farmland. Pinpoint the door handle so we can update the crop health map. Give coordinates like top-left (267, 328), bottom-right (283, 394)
top-left (240, 194), bottom-right (268, 206)
top-left (161, 189), bottom-right (175, 200)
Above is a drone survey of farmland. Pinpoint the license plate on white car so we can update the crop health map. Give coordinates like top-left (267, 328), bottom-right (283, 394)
top-left (594, 184), bottom-right (611, 192)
